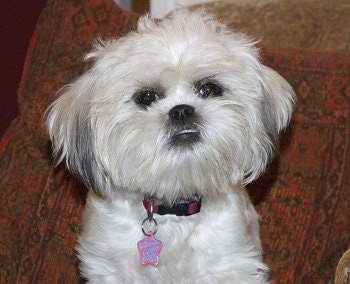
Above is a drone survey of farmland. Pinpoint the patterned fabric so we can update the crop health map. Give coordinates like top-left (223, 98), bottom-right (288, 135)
top-left (0, 0), bottom-right (349, 283)
top-left (252, 46), bottom-right (350, 283)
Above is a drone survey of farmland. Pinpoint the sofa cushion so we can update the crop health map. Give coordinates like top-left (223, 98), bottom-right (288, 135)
top-left (251, 45), bottom-right (350, 282)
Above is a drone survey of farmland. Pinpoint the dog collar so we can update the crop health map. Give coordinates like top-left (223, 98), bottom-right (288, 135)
top-left (143, 195), bottom-right (202, 216)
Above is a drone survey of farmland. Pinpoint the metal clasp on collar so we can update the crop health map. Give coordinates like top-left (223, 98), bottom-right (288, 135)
top-left (141, 199), bottom-right (158, 236)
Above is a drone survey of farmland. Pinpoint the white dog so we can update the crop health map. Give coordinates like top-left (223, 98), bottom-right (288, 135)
top-left (47, 9), bottom-right (295, 283)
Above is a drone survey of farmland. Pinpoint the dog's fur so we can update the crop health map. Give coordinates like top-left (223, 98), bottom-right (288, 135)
top-left (47, 9), bottom-right (295, 283)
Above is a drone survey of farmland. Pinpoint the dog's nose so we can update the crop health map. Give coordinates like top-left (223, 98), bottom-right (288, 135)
top-left (169, 104), bottom-right (195, 121)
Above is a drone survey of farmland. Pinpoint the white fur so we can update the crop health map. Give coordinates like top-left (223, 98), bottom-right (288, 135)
top-left (46, 9), bottom-right (295, 283)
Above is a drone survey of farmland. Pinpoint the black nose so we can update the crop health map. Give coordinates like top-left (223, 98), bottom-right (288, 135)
top-left (169, 104), bottom-right (195, 121)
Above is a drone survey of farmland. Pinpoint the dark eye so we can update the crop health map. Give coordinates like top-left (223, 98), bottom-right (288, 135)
top-left (197, 82), bottom-right (223, 98)
top-left (135, 90), bottom-right (159, 107)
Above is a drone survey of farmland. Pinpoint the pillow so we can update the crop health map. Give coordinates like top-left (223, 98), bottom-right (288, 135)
top-left (249, 45), bottom-right (350, 282)
top-left (198, 0), bottom-right (350, 51)
top-left (0, 0), bottom-right (138, 282)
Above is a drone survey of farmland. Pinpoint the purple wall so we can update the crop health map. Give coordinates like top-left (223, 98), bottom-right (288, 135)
top-left (0, 1), bottom-right (46, 136)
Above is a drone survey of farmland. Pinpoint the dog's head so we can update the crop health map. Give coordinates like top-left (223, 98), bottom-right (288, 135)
top-left (46, 9), bottom-right (295, 203)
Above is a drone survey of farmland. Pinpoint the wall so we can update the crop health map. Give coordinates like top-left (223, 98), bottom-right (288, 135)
top-left (150, 0), bottom-right (216, 18)
top-left (0, 1), bottom-right (46, 137)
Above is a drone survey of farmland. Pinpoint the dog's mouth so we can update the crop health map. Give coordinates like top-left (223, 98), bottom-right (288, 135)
top-left (169, 124), bottom-right (201, 147)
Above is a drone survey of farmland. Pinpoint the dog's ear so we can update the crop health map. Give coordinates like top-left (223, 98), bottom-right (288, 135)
top-left (260, 65), bottom-right (296, 135)
top-left (46, 73), bottom-right (108, 197)
top-left (244, 66), bottom-right (296, 183)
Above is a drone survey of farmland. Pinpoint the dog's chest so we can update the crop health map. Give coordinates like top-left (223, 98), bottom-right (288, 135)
top-left (78, 192), bottom-right (265, 283)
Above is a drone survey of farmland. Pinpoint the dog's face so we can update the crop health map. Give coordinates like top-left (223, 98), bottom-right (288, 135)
top-left (47, 10), bottom-right (295, 203)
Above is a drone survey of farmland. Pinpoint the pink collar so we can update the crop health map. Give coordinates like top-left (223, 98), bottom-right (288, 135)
top-left (143, 195), bottom-right (202, 216)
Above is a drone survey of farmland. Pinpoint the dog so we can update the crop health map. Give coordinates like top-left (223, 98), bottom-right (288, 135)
top-left (46, 9), bottom-right (295, 283)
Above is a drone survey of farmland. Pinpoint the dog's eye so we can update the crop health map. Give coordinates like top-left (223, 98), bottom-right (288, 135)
top-left (135, 90), bottom-right (159, 107)
top-left (197, 82), bottom-right (223, 98)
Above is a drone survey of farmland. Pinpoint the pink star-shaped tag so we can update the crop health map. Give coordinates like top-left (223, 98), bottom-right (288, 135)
top-left (137, 232), bottom-right (163, 266)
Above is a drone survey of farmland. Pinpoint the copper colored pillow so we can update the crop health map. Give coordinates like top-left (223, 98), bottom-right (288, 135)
top-left (250, 46), bottom-right (350, 282)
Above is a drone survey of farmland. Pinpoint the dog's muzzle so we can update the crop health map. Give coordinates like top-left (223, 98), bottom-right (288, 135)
top-left (168, 104), bottom-right (201, 146)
